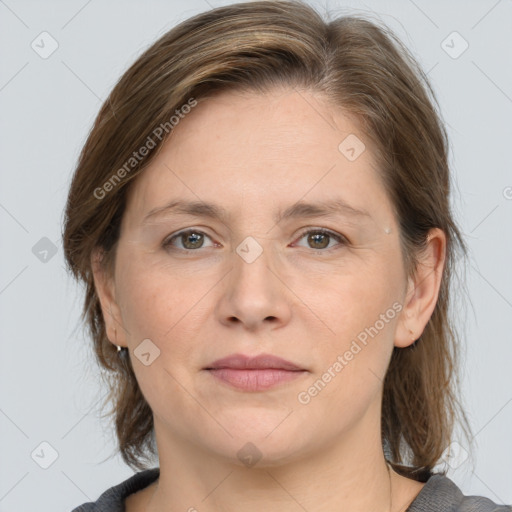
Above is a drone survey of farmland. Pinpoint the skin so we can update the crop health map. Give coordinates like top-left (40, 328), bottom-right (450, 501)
top-left (92, 87), bottom-right (446, 512)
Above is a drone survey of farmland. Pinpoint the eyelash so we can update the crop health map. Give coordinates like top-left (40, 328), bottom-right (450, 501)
top-left (161, 227), bottom-right (348, 253)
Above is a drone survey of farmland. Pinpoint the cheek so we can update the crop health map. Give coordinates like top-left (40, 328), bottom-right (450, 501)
top-left (115, 266), bottom-right (206, 414)
top-left (299, 273), bottom-right (399, 425)
top-left (303, 257), bottom-right (402, 343)
top-left (116, 251), bottom-right (206, 341)
top-left (303, 256), bottom-right (402, 403)
top-left (119, 275), bottom-right (173, 340)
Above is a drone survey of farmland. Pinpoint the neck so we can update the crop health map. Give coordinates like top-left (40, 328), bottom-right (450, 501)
top-left (147, 412), bottom-right (395, 512)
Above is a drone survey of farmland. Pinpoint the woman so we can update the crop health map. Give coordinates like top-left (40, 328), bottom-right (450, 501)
top-left (64, 1), bottom-right (511, 511)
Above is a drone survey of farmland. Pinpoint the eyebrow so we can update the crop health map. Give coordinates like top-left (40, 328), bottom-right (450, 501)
top-left (142, 198), bottom-right (371, 226)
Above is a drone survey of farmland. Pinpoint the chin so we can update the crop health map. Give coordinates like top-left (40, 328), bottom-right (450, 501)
top-left (204, 419), bottom-right (312, 469)
top-left (226, 438), bottom-right (308, 469)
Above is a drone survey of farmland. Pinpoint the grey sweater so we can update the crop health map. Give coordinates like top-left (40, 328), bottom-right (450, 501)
top-left (71, 467), bottom-right (511, 512)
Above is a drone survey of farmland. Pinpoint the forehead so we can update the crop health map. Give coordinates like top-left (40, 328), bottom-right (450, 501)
top-left (173, 87), bottom-right (365, 152)
top-left (123, 87), bottom-right (387, 225)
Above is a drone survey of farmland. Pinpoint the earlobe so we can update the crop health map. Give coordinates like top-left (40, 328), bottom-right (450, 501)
top-left (394, 280), bottom-right (417, 348)
top-left (395, 228), bottom-right (446, 348)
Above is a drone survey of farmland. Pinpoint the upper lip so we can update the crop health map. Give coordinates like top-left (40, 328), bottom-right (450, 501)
top-left (205, 353), bottom-right (304, 371)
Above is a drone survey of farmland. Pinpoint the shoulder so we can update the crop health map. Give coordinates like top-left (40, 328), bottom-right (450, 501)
top-left (69, 467), bottom-right (160, 512)
top-left (409, 473), bottom-right (511, 512)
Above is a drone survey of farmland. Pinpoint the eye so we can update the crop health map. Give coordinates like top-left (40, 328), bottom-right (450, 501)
top-left (162, 227), bottom-right (348, 253)
top-left (293, 228), bottom-right (347, 250)
top-left (162, 229), bottom-right (216, 251)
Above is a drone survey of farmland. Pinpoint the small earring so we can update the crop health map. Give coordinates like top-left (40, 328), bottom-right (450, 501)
top-left (113, 326), bottom-right (122, 352)
top-left (409, 328), bottom-right (416, 342)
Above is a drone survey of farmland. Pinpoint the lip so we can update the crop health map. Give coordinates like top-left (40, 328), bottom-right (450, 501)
top-left (204, 353), bottom-right (307, 392)
top-left (205, 353), bottom-right (304, 371)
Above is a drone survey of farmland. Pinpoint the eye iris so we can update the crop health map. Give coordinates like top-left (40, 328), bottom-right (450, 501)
top-left (308, 232), bottom-right (329, 249)
top-left (171, 230), bottom-right (337, 251)
top-left (182, 231), bottom-right (203, 249)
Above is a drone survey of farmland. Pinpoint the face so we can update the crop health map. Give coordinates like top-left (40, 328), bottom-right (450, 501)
top-left (95, 87), bottom-right (426, 467)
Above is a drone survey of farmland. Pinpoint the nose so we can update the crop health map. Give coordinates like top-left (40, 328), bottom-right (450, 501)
top-left (215, 240), bottom-right (292, 332)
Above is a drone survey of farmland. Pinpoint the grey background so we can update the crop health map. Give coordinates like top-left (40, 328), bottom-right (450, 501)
top-left (1, 0), bottom-right (511, 510)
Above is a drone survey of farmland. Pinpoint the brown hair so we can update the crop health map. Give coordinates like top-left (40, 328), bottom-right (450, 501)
top-left (62, 0), bottom-right (472, 478)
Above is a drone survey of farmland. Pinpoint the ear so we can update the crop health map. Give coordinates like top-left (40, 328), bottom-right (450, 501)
top-left (395, 228), bottom-right (446, 348)
top-left (91, 247), bottom-right (128, 348)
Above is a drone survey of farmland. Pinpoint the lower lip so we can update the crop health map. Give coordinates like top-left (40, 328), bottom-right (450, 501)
top-left (207, 368), bottom-right (306, 391)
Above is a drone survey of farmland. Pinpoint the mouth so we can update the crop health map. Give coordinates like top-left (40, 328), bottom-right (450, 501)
top-left (204, 353), bottom-right (308, 392)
